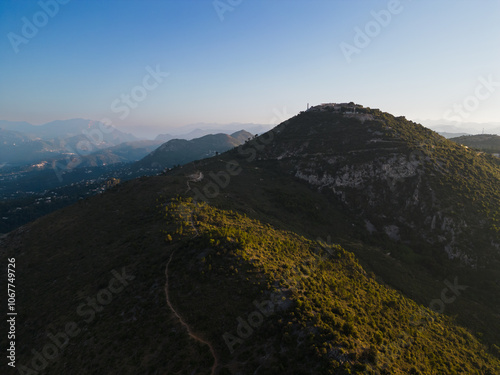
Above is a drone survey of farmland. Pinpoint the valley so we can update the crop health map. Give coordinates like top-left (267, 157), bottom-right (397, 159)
top-left (0, 128), bottom-right (253, 235)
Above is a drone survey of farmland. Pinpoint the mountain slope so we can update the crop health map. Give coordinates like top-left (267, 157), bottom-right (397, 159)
top-left (450, 134), bottom-right (500, 155)
top-left (253, 108), bottom-right (500, 265)
top-left (154, 123), bottom-right (271, 142)
top-left (1, 189), bottom-right (499, 374)
top-left (175, 105), bottom-right (500, 346)
top-left (163, 200), bottom-right (500, 374)
top-left (135, 131), bottom-right (252, 170)
top-left (1, 106), bottom-right (500, 374)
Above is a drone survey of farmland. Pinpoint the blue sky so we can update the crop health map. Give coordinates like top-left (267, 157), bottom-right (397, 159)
top-left (0, 0), bottom-right (499, 137)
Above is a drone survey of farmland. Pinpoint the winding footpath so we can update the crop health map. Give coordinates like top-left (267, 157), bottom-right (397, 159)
top-left (164, 250), bottom-right (219, 375)
top-left (185, 171), bottom-right (204, 194)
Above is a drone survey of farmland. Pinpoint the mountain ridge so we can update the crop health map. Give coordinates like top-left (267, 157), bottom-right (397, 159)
top-left (135, 131), bottom-right (253, 171)
top-left (2, 105), bottom-right (499, 374)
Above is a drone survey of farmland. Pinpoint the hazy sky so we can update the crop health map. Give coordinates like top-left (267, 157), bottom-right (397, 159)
top-left (1, 0), bottom-right (499, 137)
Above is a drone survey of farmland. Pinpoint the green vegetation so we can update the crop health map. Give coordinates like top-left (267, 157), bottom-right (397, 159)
top-left (163, 198), bottom-right (500, 374)
top-left (2, 106), bottom-right (499, 374)
top-left (178, 108), bottom-right (500, 350)
top-left (135, 131), bottom-right (252, 171)
top-left (450, 134), bottom-right (500, 154)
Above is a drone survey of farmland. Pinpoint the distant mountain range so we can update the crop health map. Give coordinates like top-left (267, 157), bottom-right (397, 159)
top-left (0, 119), bottom-right (139, 167)
top-left (0, 119), bottom-right (271, 168)
top-left (437, 132), bottom-right (471, 139)
top-left (0, 129), bottom-right (254, 234)
top-left (0, 119), bottom-right (138, 142)
top-left (419, 119), bottom-right (500, 137)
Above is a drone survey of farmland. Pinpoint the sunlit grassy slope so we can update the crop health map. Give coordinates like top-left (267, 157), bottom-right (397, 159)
top-left (163, 198), bottom-right (500, 374)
